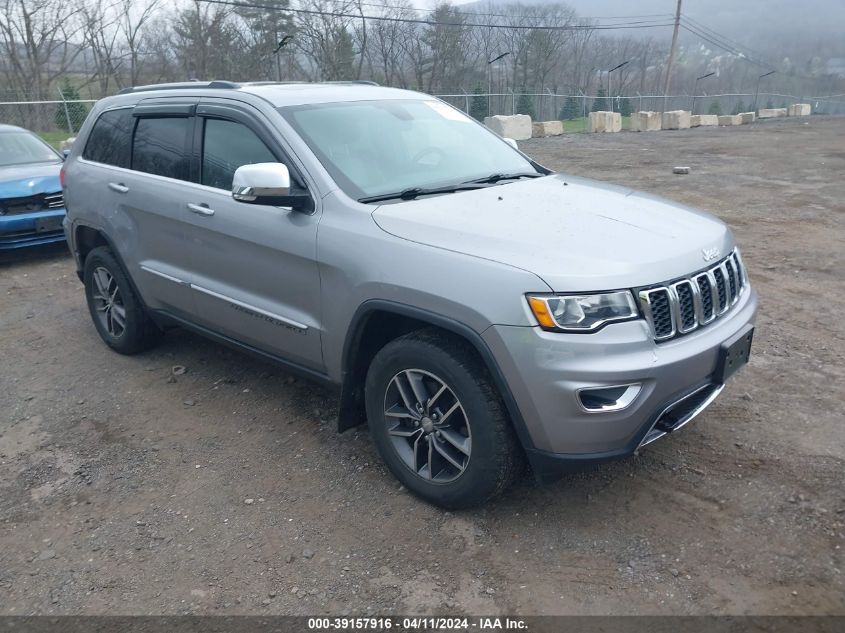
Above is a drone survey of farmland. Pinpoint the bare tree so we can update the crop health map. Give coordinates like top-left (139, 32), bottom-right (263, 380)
top-left (118, 0), bottom-right (163, 88)
top-left (79, 0), bottom-right (122, 96)
top-left (0, 0), bottom-right (85, 101)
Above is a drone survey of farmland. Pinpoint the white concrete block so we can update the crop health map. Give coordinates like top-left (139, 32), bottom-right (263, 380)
top-left (718, 115), bottom-right (742, 126)
top-left (630, 111), bottom-right (662, 131)
top-left (588, 111), bottom-right (621, 133)
top-left (788, 103), bottom-right (811, 116)
top-left (661, 110), bottom-right (691, 130)
top-left (59, 136), bottom-right (76, 152)
top-left (483, 114), bottom-right (532, 140)
top-left (691, 115), bottom-right (719, 127)
top-left (739, 112), bottom-right (755, 124)
top-left (531, 120), bottom-right (564, 137)
top-left (758, 108), bottom-right (787, 119)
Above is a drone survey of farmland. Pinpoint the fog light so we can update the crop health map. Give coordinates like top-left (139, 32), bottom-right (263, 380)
top-left (577, 383), bottom-right (642, 412)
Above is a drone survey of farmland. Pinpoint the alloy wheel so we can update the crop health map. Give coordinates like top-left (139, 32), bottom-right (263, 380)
top-left (383, 369), bottom-right (471, 483)
top-left (91, 266), bottom-right (126, 338)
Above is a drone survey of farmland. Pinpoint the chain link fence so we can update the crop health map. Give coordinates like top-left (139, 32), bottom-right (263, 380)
top-left (0, 98), bottom-right (96, 147)
top-left (435, 91), bottom-right (845, 132)
top-left (2, 92), bottom-right (844, 146)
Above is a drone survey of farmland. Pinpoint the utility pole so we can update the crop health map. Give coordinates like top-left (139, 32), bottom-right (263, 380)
top-left (662, 0), bottom-right (683, 110)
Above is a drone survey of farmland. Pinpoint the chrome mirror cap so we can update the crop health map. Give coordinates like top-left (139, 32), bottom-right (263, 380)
top-left (232, 162), bottom-right (291, 202)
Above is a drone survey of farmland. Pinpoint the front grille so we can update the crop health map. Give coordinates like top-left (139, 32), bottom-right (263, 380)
top-left (674, 281), bottom-right (696, 331)
top-left (637, 250), bottom-right (747, 342)
top-left (0, 191), bottom-right (64, 215)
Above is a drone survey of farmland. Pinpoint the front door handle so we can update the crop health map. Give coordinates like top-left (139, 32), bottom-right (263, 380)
top-left (187, 203), bottom-right (215, 217)
top-left (108, 182), bottom-right (129, 193)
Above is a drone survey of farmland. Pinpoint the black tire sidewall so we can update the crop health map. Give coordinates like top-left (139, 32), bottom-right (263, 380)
top-left (83, 247), bottom-right (149, 354)
top-left (365, 334), bottom-right (513, 509)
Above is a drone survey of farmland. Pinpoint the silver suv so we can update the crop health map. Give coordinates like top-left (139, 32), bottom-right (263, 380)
top-left (62, 81), bottom-right (758, 508)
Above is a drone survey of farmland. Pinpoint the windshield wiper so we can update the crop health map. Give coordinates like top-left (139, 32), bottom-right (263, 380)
top-left (463, 172), bottom-right (543, 185)
top-left (358, 183), bottom-right (488, 203)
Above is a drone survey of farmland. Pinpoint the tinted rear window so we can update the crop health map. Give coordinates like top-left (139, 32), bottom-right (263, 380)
top-left (131, 117), bottom-right (190, 180)
top-left (82, 108), bottom-right (134, 167)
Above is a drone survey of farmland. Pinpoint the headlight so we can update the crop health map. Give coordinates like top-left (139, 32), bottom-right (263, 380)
top-left (527, 291), bottom-right (639, 332)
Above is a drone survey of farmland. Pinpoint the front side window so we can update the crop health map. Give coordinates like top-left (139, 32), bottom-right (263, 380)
top-left (201, 118), bottom-right (277, 190)
top-left (0, 131), bottom-right (61, 167)
top-left (131, 117), bottom-right (190, 180)
top-left (280, 99), bottom-right (536, 200)
top-left (82, 108), bottom-right (134, 168)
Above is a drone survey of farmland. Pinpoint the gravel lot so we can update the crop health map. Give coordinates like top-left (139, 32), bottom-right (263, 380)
top-left (1, 116), bottom-right (843, 616)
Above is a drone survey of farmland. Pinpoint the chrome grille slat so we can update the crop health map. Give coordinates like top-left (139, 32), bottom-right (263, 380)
top-left (0, 191), bottom-right (64, 215)
top-left (44, 192), bottom-right (65, 209)
top-left (637, 250), bottom-right (748, 343)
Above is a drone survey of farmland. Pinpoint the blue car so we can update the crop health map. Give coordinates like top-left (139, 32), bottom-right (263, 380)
top-left (0, 124), bottom-right (66, 250)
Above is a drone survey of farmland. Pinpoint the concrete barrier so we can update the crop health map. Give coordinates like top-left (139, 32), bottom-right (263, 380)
top-left (661, 110), bottom-right (691, 130)
top-left (630, 111), bottom-right (661, 132)
top-left (59, 137), bottom-right (76, 152)
top-left (758, 108), bottom-right (787, 119)
top-left (531, 121), bottom-right (564, 137)
top-left (718, 115), bottom-right (742, 126)
top-left (691, 115), bottom-right (719, 127)
top-left (788, 103), bottom-right (811, 116)
top-left (483, 114), bottom-right (532, 140)
top-left (588, 111), bottom-right (622, 133)
top-left (739, 112), bottom-right (756, 124)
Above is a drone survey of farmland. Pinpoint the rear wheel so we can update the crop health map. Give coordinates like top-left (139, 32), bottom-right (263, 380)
top-left (83, 246), bottom-right (162, 354)
top-left (365, 329), bottom-right (522, 509)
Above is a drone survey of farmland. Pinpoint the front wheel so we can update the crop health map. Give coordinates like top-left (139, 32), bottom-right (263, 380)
top-left (365, 329), bottom-right (523, 509)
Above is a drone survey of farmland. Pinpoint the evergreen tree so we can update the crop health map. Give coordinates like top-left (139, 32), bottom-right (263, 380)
top-left (54, 78), bottom-right (88, 133)
top-left (733, 100), bottom-right (746, 115)
top-left (618, 96), bottom-right (632, 117)
top-left (707, 100), bottom-right (723, 116)
top-left (469, 86), bottom-right (488, 121)
top-left (766, 98), bottom-right (774, 109)
top-left (591, 87), bottom-right (608, 112)
top-left (559, 96), bottom-right (580, 120)
top-left (515, 90), bottom-right (536, 119)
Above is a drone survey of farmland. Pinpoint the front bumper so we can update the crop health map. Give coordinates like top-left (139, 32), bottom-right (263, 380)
top-left (483, 286), bottom-right (759, 481)
top-left (0, 208), bottom-right (66, 250)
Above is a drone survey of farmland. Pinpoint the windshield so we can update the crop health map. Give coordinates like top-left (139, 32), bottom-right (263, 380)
top-left (280, 99), bottom-right (537, 200)
top-left (0, 131), bottom-right (61, 167)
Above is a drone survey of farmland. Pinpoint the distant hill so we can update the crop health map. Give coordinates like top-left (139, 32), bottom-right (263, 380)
top-left (458, 0), bottom-right (845, 42)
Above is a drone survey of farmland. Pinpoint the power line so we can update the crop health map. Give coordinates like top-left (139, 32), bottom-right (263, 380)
top-left (199, 0), bottom-right (677, 31)
top-left (683, 15), bottom-right (774, 64)
top-left (312, 0), bottom-right (674, 22)
top-left (680, 22), bottom-right (773, 69)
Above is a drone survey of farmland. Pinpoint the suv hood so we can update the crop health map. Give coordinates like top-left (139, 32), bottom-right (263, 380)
top-left (0, 162), bottom-right (62, 197)
top-left (372, 174), bottom-right (733, 292)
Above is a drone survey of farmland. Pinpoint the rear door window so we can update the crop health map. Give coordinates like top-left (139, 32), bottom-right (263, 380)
top-left (131, 117), bottom-right (190, 180)
top-left (82, 108), bottom-right (134, 168)
top-left (201, 118), bottom-right (277, 190)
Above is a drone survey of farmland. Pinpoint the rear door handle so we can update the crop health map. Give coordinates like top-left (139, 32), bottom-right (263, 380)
top-left (187, 203), bottom-right (215, 217)
top-left (108, 182), bottom-right (129, 193)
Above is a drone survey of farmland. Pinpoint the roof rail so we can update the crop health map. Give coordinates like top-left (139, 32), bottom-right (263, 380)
top-left (115, 79), bottom-right (381, 95)
top-left (322, 80), bottom-right (380, 86)
top-left (117, 80), bottom-right (240, 95)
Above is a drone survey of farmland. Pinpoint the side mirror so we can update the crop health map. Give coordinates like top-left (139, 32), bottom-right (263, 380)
top-left (232, 163), bottom-right (313, 212)
top-left (503, 138), bottom-right (518, 150)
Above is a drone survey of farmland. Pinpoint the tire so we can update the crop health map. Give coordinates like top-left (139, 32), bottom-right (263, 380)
top-left (83, 246), bottom-right (162, 354)
top-left (365, 328), bottom-right (523, 509)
